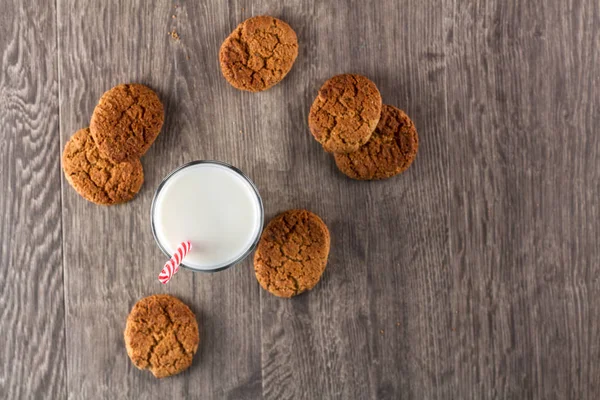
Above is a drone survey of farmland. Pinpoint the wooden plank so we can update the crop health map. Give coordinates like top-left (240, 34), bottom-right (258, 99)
top-left (57, 1), bottom-right (262, 398)
top-left (255, 1), bottom-right (451, 399)
top-left (0, 1), bottom-right (66, 399)
top-left (45, 0), bottom-right (600, 398)
top-left (445, 0), bottom-right (600, 398)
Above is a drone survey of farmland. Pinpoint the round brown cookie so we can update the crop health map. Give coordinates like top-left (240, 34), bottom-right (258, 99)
top-left (124, 295), bottom-right (199, 379)
top-left (90, 83), bottom-right (164, 162)
top-left (62, 128), bottom-right (144, 205)
top-left (308, 74), bottom-right (382, 153)
top-left (254, 209), bottom-right (330, 298)
top-left (334, 105), bottom-right (419, 180)
top-left (219, 16), bottom-right (299, 92)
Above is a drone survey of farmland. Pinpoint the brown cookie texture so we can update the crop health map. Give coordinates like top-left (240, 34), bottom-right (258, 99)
top-left (62, 128), bottom-right (144, 205)
top-left (308, 74), bottom-right (382, 153)
top-left (334, 105), bottom-right (419, 180)
top-left (90, 83), bottom-right (164, 162)
top-left (254, 209), bottom-right (330, 298)
top-left (219, 15), bottom-right (299, 92)
top-left (124, 295), bottom-right (199, 378)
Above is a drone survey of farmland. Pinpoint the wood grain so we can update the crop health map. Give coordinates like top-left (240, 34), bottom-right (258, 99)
top-left (0, 1), bottom-right (66, 398)
top-left (255, 1), bottom-right (381, 397)
top-left (445, 0), bottom-right (600, 399)
top-left (57, 1), bottom-right (262, 399)
top-left (257, 1), bottom-right (452, 399)
top-left (1, 0), bottom-right (599, 398)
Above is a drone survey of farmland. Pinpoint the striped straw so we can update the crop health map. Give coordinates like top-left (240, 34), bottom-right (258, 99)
top-left (158, 241), bottom-right (192, 284)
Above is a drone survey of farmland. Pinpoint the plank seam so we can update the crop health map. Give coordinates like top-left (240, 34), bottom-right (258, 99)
top-left (55, 0), bottom-right (70, 398)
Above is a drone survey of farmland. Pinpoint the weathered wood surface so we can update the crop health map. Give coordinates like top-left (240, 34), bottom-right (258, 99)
top-left (0, 1), bottom-right (66, 399)
top-left (446, 1), bottom-right (600, 398)
top-left (1, 0), bottom-right (599, 399)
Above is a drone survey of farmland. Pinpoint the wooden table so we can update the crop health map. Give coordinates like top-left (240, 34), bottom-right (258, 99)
top-left (1, 1), bottom-right (599, 399)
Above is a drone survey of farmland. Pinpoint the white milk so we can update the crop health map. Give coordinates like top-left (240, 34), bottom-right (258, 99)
top-left (152, 162), bottom-right (263, 271)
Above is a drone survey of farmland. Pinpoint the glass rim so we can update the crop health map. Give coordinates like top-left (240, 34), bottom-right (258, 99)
top-left (150, 160), bottom-right (264, 273)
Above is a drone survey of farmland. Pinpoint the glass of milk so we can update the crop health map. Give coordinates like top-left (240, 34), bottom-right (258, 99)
top-left (151, 161), bottom-right (264, 272)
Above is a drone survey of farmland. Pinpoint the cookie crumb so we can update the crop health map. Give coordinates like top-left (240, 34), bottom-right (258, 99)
top-left (379, 330), bottom-right (384, 335)
top-left (239, 130), bottom-right (243, 134)
top-left (172, 15), bottom-right (176, 19)
top-left (396, 322), bottom-right (400, 326)
top-left (169, 29), bottom-right (180, 40)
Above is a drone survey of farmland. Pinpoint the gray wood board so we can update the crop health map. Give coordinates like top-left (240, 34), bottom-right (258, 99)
top-left (1, 0), bottom-right (598, 398)
top-left (0, 0), bottom-right (66, 399)
top-left (445, 1), bottom-right (600, 398)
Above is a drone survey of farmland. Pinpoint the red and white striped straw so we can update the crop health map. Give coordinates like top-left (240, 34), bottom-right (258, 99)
top-left (158, 241), bottom-right (192, 284)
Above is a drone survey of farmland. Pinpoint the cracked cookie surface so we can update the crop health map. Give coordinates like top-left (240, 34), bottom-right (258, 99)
top-left (124, 295), bottom-right (199, 378)
top-left (90, 83), bottom-right (164, 162)
top-left (254, 209), bottom-right (330, 298)
top-left (334, 105), bottom-right (418, 180)
top-left (62, 128), bottom-right (143, 205)
top-left (219, 16), bottom-right (298, 92)
top-left (308, 74), bottom-right (382, 153)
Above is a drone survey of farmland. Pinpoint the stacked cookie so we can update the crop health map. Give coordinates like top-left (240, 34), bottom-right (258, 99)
top-left (62, 84), bottom-right (164, 205)
top-left (308, 74), bottom-right (419, 180)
